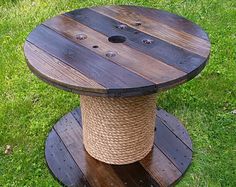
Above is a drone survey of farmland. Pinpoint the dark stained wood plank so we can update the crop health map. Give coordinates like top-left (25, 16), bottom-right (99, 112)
top-left (46, 108), bottom-right (193, 187)
top-left (24, 42), bottom-right (107, 94)
top-left (72, 107), bottom-right (184, 187)
top-left (43, 15), bottom-right (187, 87)
top-left (54, 113), bottom-right (126, 187)
top-left (92, 6), bottom-right (210, 58)
top-left (25, 5), bottom-right (211, 96)
top-left (111, 163), bottom-right (160, 187)
top-left (45, 128), bottom-right (90, 187)
top-left (71, 107), bottom-right (82, 124)
top-left (65, 8), bottom-right (207, 73)
top-left (26, 25), bottom-right (156, 96)
top-left (48, 108), bottom-right (194, 186)
top-left (155, 118), bottom-right (192, 173)
top-left (60, 111), bottom-right (159, 187)
top-left (69, 110), bottom-right (160, 187)
top-left (157, 109), bottom-right (192, 150)
top-left (122, 5), bottom-right (209, 41)
top-left (140, 146), bottom-right (182, 187)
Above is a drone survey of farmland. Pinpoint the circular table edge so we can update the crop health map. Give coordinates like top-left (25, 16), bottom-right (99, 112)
top-left (24, 5), bottom-right (211, 97)
top-left (24, 48), bottom-right (210, 97)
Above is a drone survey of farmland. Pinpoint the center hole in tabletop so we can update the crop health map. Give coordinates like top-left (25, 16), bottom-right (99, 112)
top-left (108, 35), bottom-right (126, 43)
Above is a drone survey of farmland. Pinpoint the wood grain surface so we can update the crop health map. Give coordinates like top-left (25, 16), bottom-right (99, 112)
top-left (91, 6), bottom-right (210, 57)
top-left (45, 107), bottom-right (192, 187)
top-left (25, 5), bottom-right (211, 97)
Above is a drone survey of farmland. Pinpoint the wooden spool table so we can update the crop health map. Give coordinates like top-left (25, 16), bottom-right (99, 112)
top-left (24, 5), bottom-right (210, 187)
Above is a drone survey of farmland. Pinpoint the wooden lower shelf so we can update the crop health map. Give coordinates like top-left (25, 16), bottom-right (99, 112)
top-left (45, 107), bottom-right (192, 187)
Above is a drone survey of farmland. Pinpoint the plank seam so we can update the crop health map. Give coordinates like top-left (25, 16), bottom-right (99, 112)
top-left (155, 142), bottom-right (183, 174)
top-left (106, 5), bottom-right (210, 42)
top-left (27, 65), bottom-right (109, 96)
top-left (46, 14), bottom-right (187, 83)
top-left (52, 127), bottom-right (91, 187)
top-left (42, 24), bottom-right (170, 86)
top-left (26, 40), bottom-right (108, 91)
top-left (63, 13), bottom-right (189, 74)
top-left (25, 42), bottom-right (106, 91)
top-left (64, 10), bottom-right (208, 74)
top-left (43, 15), bottom-right (203, 92)
top-left (71, 110), bottom-right (82, 127)
top-left (157, 115), bottom-right (193, 151)
top-left (139, 149), bottom-right (169, 187)
top-left (91, 8), bottom-right (210, 58)
top-left (41, 23), bottom-right (157, 87)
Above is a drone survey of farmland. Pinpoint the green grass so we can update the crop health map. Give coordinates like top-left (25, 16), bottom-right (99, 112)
top-left (0, 0), bottom-right (235, 186)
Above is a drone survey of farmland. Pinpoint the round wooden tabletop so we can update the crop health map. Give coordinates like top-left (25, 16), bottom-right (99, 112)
top-left (24, 5), bottom-right (211, 97)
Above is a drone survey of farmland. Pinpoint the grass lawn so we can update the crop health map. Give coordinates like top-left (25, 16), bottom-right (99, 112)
top-left (0, 0), bottom-right (235, 186)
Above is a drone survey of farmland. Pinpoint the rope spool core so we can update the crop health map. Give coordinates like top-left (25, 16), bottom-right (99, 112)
top-left (80, 94), bottom-right (157, 165)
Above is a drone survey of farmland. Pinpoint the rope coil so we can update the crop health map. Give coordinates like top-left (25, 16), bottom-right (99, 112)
top-left (80, 94), bottom-right (157, 165)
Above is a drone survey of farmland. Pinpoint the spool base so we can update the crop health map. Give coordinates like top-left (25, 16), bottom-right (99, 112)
top-left (45, 107), bottom-right (193, 187)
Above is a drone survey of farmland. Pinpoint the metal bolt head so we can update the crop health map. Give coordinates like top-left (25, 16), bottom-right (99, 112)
top-left (142, 39), bottom-right (154, 44)
top-left (106, 51), bottom-right (117, 58)
top-left (76, 34), bottom-right (87, 40)
top-left (116, 24), bottom-right (127, 29)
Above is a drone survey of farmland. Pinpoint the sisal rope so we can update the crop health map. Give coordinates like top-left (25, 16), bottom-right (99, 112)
top-left (80, 94), bottom-right (157, 165)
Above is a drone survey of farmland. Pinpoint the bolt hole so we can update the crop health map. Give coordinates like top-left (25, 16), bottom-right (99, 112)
top-left (142, 39), bottom-right (154, 44)
top-left (106, 51), bottom-right (117, 58)
top-left (76, 34), bottom-right (87, 40)
top-left (93, 45), bottom-right (99, 48)
top-left (135, 22), bottom-right (142, 26)
top-left (116, 24), bottom-right (127, 29)
top-left (108, 35), bottom-right (126, 43)
top-left (134, 31), bottom-right (139, 34)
